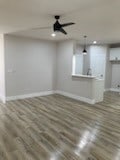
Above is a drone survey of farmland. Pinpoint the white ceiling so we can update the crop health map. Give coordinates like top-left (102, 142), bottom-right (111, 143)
top-left (1, 0), bottom-right (120, 44)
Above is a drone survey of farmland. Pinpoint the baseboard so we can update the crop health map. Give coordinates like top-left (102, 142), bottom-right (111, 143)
top-left (110, 88), bottom-right (120, 93)
top-left (6, 90), bottom-right (97, 104)
top-left (0, 94), bottom-right (6, 103)
top-left (104, 88), bottom-right (120, 93)
top-left (104, 88), bottom-right (110, 92)
top-left (55, 90), bottom-right (95, 104)
top-left (6, 90), bottom-right (55, 101)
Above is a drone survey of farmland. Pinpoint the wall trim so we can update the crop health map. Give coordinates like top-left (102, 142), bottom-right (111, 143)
top-left (104, 88), bottom-right (120, 93)
top-left (6, 90), bottom-right (55, 101)
top-left (110, 88), bottom-right (120, 93)
top-left (0, 94), bottom-right (6, 103)
top-left (55, 90), bottom-right (95, 104)
top-left (104, 88), bottom-right (110, 92)
top-left (6, 90), bottom-right (97, 104)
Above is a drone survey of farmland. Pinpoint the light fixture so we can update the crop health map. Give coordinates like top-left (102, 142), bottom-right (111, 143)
top-left (93, 41), bottom-right (97, 44)
top-left (83, 35), bottom-right (87, 55)
top-left (51, 33), bottom-right (56, 37)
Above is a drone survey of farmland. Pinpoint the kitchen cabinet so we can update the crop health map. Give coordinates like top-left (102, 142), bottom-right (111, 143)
top-left (110, 48), bottom-right (120, 61)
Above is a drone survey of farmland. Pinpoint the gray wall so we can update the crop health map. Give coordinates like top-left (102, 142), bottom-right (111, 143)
top-left (75, 45), bottom-right (90, 75)
top-left (56, 40), bottom-right (94, 99)
top-left (111, 63), bottom-right (120, 89)
top-left (2, 35), bottom-right (118, 101)
top-left (75, 44), bottom-right (110, 90)
top-left (105, 47), bottom-right (120, 90)
top-left (74, 45), bottom-right (84, 74)
top-left (105, 47), bottom-right (112, 90)
top-left (0, 35), bottom-right (6, 102)
top-left (4, 35), bottom-right (57, 97)
top-left (89, 45), bottom-right (107, 79)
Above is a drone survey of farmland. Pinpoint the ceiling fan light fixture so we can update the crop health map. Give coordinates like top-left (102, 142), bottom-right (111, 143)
top-left (51, 33), bottom-right (56, 37)
top-left (93, 41), bottom-right (97, 44)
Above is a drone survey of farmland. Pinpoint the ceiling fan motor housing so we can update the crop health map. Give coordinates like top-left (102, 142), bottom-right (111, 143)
top-left (54, 21), bottom-right (62, 32)
top-left (55, 15), bottom-right (60, 20)
top-left (53, 15), bottom-right (75, 34)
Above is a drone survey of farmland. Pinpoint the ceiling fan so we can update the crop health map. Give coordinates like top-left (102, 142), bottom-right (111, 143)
top-left (31, 15), bottom-right (75, 35)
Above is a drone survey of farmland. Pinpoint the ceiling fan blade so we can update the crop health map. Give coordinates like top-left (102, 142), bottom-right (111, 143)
top-left (60, 28), bottom-right (67, 35)
top-left (30, 26), bottom-right (52, 30)
top-left (61, 22), bottom-right (75, 27)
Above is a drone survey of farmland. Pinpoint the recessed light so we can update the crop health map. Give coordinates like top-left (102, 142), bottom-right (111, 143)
top-left (93, 41), bottom-right (97, 44)
top-left (51, 33), bottom-right (56, 37)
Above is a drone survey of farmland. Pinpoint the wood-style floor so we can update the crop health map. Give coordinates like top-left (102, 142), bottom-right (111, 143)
top-left (0, 92), bottom-right (120, 160)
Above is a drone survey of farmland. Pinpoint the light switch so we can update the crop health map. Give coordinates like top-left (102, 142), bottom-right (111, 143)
top-left (7, 69), bottom-right (16, 73)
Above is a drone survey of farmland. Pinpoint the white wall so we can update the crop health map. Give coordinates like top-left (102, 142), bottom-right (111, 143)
top-left (109, 47), bottom-right (120, 90)
top-left (0, 35), bottom-right (6, 102)
top-left (74, 45), bottom-right (83, 74)
top-left (111, 64), bottom-right (120, 89)
top-left (74, 45), bottom-right (90, 75)
top-left (74, 45), bottom-right (107, 79)
top-left (4, 35), bottom-right (57, 98)
top-left (1, 35), bottom-right (117, 103)
top-left (105, 47), bottom-right (112, 90)
top-left (89, 45), bottom-right (107, 79)
top-left (56, 40), bottom-right (96, 100)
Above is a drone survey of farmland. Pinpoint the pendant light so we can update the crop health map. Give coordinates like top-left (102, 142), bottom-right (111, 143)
top-left (83, 35), bottom-right (87, 55)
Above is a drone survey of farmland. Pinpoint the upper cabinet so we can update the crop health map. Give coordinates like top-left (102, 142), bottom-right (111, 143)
top-left (110, 48), bottom-right (120, 61)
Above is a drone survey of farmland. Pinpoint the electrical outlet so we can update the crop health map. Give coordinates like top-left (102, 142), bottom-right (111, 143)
top-left (7, 69), bottom-right (16, 73)
top-left (117, 85), bottom-right (120, 88)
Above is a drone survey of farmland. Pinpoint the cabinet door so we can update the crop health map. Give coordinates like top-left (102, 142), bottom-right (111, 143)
top-left (110, 48), bottom-right (120, 61)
